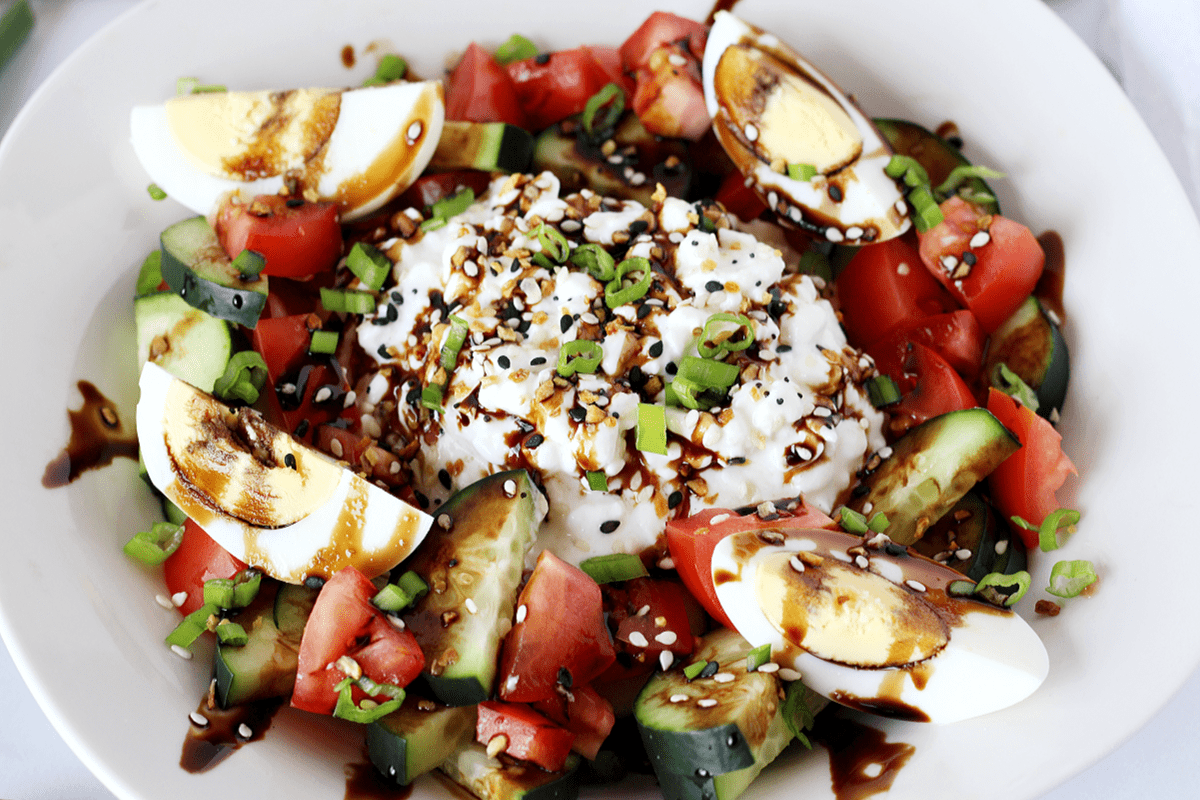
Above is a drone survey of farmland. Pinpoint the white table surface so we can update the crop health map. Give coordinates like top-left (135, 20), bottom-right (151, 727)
top-left (3, 1), bottom-right (1199, 798)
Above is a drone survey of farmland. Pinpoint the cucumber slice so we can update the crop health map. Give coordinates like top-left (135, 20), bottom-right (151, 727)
top-left (401, 470), bottom-right (543, 706)
top-left (134, 291), bottom-right (232, 393)
top-left (985, 295), bottom-right (1070, 418)
top-left (874, 118), bottom-right (1000, 214)
top-left (440, 741), bottom-right (581, 800)
top-left (636, 628), bottom-right (807, 793)
top-left (367, 696), bottom-right (476, 785)
top-left (430, 121), bottom-right (534, 173)
top-left (909, 491), bottom-right (1016, 582)
top-left (850, 408), bottom-right (1020, 545)
top-left (160, 216), bottom-right (268, 329)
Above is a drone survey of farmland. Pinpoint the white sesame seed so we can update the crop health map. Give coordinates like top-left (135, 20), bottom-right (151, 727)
top-left (155, 594), bottom-right (175, 610)
top-left (789, 555), bottom-right (805, 574)
top-left (826, 227), bottom-right (844, 243)
top-left (855, 555), bottom-right (869, 569)
top-left (670, 693), bottom-right (689, 703)
top-left (896, 261), bottom-right (910, 276)
top-left (172, 591), bottom-right (188, 607)
top-left (660, 650), bottom-right (674, 671)
top-left (237, 723), bottom-right (253, 739)
top-left (906, 579), bottom-right (928, 592)
top-left (994, 540), bottom-right (1009, 555)
top-left (329, 438), bottom-right (344, 458)
top-left (845, 226), bottom-right (863, 239)
top-left (668, 52), bottom-right (688, 66)
top-left (744, 124), bottom-right (758, 141)
top-left (637, 604), bottom-right (651, 616)
top-left (580, 312), bottom-right (600, 325)
top-left (336, 655), bottom-right (363, 680)
top-left (561, 219), bottom-right (581, 232)
top-left (486, 733), bottom-right (509, 758)
top-left (756, 500), bottom-right (777, 518)
top-left (788, 207), bottom-right (803, 223)
top-left (655, 631), bottom-right (678, 646)
top-left (755, 662), bottom-right (780, 674)
top-left (778, 668), bottom-right (802, 682)
top-left (189, 711), bottom-right (209, 727)
top-left (955, 549), bottom-right (973, 561)
top-left (895, 199), bottom-right (909, 214)
top-left (767, 191), bottom-right (779, 208)
top-left (170, 644), bottom-right (193, 660)
top-left (658, 557), bottom-right (676, 570)
top-left (940, 254), bottom-right (958, 271)
top-left (343, 390), bottom-right (357, 408)
top-left (697, 698), bottom-right (719, 708)
top-left (465, 598), bottom-right (478, 614)
top-left (813, 406), bottom-right (832, 418)
top-left (386, 614), bottom-right (406, 630)
top-left (503, 479), bottom-right (517, 497)
top-left (464, 261), bottom-right (479, 278)
top-left (879, 446), bottom-right (893, 459)
top-left (516, 604), bottom-right (528, 623)
top-left (710, 513), bottom-right (730, 526)
top-left (970, 231), bottom-right (991, 248)
top-left (314, 386), bottom-right (333, 403)
top-left (628, 631), bottom-right (650, 648)
top-left (713, 672), bottom-right (736, 684)
top-left (437, 513), bottom-right (453, 530)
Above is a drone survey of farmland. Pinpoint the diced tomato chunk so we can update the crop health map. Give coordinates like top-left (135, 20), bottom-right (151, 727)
top-left (714, 169), bottom-right (767, 222)
top-left (498, 551), bottom-right (615, 703)
top-left (873, 341), bottom-right (978, 430)
top-left (476, 701), bottom-right (575, 772)
top-left (505, 46), bottom-right (634, 132)
top-left (162, 519), bottom-right (248, 615)
top-left (917, 197), bottom-right (1045, 333)
top-left (615, 578), bottom-right (695, 656)
top-left (532, 684), bottom-right (615, 760)
top-left (446, 42), bottom-right (529, 128)
top-left (985, 388), bottom-right (1077, 546)
top-left (214, 194), bottom-right (342, 279)
top-left (866, 310), bottom-right (985, 380)
top-left (619, 11), bottom-right (708, 70)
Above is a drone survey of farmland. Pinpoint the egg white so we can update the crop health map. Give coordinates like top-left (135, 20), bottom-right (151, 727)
top-left (130, 80), bottom-right (444, 221)
top-left (137, 362), bottom-right (434, 583)
top-left (711, 529), bottom-right (1049, 724)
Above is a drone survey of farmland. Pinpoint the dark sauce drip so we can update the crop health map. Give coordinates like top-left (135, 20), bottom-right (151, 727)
top-left (812, 710), bottom-right (916, 800)
top-left (179, 696), bottom-right (283, 773)
top-left (705, 0), bottom-right (743, 25)
top-left (1035, 230), bottom-right (1066, 323)
top-left (42, 381), bottom-right (138, 488)
top-left (344, 760), bottom-right (414, 800)
top-left (828, 691), bottom-right (929, 723)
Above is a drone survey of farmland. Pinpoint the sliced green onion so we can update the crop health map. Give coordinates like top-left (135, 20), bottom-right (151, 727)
top-left (495, 34), bottom-right (539, 65)
top-left (362, 53), bottom-right (408, 86)
top-left (668, 376), bottom-right (714, 411)
top-left (884, 155), bottom-right (928, 186)
top-left (907, 186), bottom-right (944, 232)
top-left (787, 163), bottom-right (817, 182)
top-left (957, 188), bottom-right (998, 205)
top-left (745, 643), bottom-right (772, 672)
top-left (429, 188), bottom-right (475, 224)
top-left (556, 339), bottom-right (603, 377)
top-left (374, 572), bottom-right (428, 612)
top-left (147, 183), bottom-right (168, 201)
top-left (579, 553), bottom-right (648, 584)
top-left (797, 250), bottom-right (832, 282)
top-left (604, 257), bottom-right (654, 309)
top-left (346, 242), bottom-right (391, 292)
top-left (934, 165), bottom-right (1006, 198)
top-left (781, 681), bottom-right (817, 749)
top-left (419, 217), bottom-right (447, 233)
top-left (837, 507), bottom-right (869, 535)
top-left (215, 621), bottom-right (249, 646)
top-left (534, 223), bottom-right (570, 264)
top-left (136, 250), bottom-right (164, 296)
top-left (440, 315), bottom-right (470, 371)
top-left (123, 521), bottom-right (184, 566)
top-left (532, 252), bottom-right (555, 269)
top-left (332, 677), bottom-right (404, 724)
top-left (165, 603), bottom-right (220, 649)
top-left (320, 287), bottom-right (378, 315)
top-left (203, 569), bottom-right (261, 609)
top-left (213, 351), bottom-right (269, 405)
top-left (582, 82), bottom-right (625, 137)
top-left (569, 243), bottom-right (616, 282)
top-left (697, 313), bottom-right (754, 358)
top-left (683, 660), bottom-right (709, 680)
top-left (421, 383), bottom-right (444, 413)
top-left (585, 471), bottom-right (608, 492)
top-left (176, 77), bottom-right (199, 95)
top-left (1046, 560), bottom-right (1097, 598)
top-left (676, 355), bottom-right (739, 389)
top-left (636, 403), bottom-right (668, 455)
top-left (866, 375), bottom-right (901, 408)
top-left (396, 570), bottom-right (429, 604)
top-left (974, 571), bottom-right (1032, 607)
top-left (232, 248), bottom-right (266, 279)
top-left (1014, 508), bottom-right (1080, 553)
top-left (867, 512), bottom-right (890, 533)
top-left (992, 363), bottom-right (1039, 412)
top-left (309, 329), bottom-right (340, 355)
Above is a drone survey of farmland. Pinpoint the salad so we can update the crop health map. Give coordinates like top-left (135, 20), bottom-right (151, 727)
top-left (116, 7), bottom-right (1086, 800)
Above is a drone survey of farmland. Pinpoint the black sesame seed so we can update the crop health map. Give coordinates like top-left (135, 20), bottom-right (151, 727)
top-left (231, 294), bottom-right (243, 309)
top-left (293, 419), bottom-right (310, 438)
top-left (284, 453), bottom-right (297, 469)
top-left (535, 52), bottom-right (551, 64)
top-left (776, 398), bottom-right (784, 405)
top-left (406, 387), bottom-right (421, 406)
top-left (516, 419), bottom-right (535, 433)
top-left (303, 576), bottom-right (326, 590)
top-left (285, 197), bottom-right (304, 207)
top-left (498, 355), bottom-right (511, 369)
top-left (414, 490), bottom-right (430, 509)
top-left (600, 520), bottom-right (620, 534)
top-left (391, 291), bottom-right (404, 303)
top-left (569, 407), bottom-right (587, 422)
top-left (777, 344), bottom-right (793, 353)
top-left (828, 184), bottom-right (843, 203)
top-left (698, 661), bottom-right (719, 679)
top-left (525, 433), bottom-right (545, 449)
top-left (696, 768), bottom-right (711, 779)
top-left (726, 732), bottom-right (740, 748)
top-left (531, 356), bottom-right (547, 366)
top-left (386, 303), bottom-right (398, 322)
top-left (377, 344), bottom-right (391, 359)
top-left (438, 469), bottom-right (452, 491)
top-left (560, 314), bottom-right (573, 333)
top-left (963, 251), bottom-right (977, 266)
top-left (668, 491), bottom-right (683, 509)
top-left (557, 666), bottom-right (573, 688)
top-left (704, 280), bottom-right (723, 292)
top-left (637, 303), bottom-right (652, 319)
top-left (648, 341), bottom-right (664, 358)
top-left (666, 361), bottom-right (678, 376)
top-left (629, 219), bottom-right (649, 236)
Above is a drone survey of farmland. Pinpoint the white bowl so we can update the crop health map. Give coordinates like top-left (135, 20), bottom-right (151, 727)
top-left (1, 1), bottom-right (1198, 799)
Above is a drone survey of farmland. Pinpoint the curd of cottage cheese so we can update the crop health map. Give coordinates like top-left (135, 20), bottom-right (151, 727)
top-left (356, 172), bottom-right (885, 565)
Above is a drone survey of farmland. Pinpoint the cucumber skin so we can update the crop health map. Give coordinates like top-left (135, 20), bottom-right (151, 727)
top-left (134, 292), bottom-right (231, 393)
top-left (440, 742), bottom-right (581, 800)
top-left (160, 216), bottom-right (268, 329)
top-left (985, 295), bottom-right (1070, 418)
top-left (367, 700), bottom-right (476, 786)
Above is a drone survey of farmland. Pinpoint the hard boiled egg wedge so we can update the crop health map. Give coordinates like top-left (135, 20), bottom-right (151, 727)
top-left (130, 80), bottom-right (444, 221)
top-left (137, 362), bottom-right (433, 584)
top-left (702, 11), bottom-right (909, 244)
top-left (712, 527), bottom-right (1048, 724)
